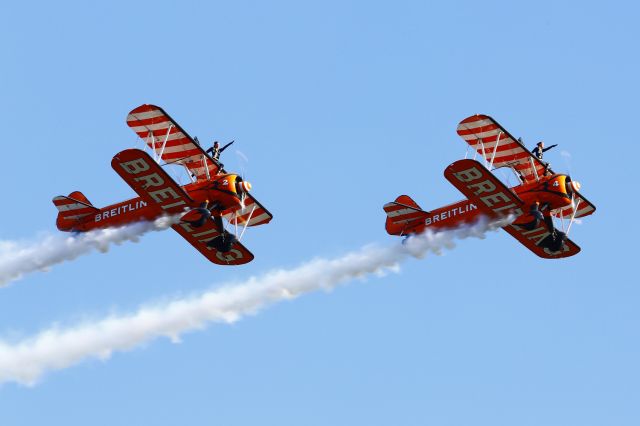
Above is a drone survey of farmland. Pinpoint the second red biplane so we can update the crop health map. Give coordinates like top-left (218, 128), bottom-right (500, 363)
top-left (384, 115), bottom-right (596, 258)
top-left (52, 104), bottom-right (273, 265)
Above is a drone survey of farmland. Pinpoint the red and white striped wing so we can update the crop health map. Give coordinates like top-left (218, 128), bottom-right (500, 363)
top-left (457, 115), bottom-right (547, 183)
top-left (552, 192), bottom-right (597, 219)
top-left (223, 195), bottom-right (273, 227)
top-left (126, 104), bottom-right (220, 181)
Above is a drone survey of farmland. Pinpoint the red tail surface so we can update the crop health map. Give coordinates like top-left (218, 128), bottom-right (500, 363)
top-left (383, 195), bottom-right (429, 236)
top-left (52, 191), bottom-right (99, 231)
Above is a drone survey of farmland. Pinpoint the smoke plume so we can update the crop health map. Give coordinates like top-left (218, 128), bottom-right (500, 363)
top-left (0, 217), bottom-right (510, 386)
top-left (0, 217), bottom-right (177, 287)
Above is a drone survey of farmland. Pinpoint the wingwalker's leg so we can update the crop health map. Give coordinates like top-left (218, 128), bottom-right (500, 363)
top-left (538, 213), bottom-right (567, 253)
top-left (521, 202), bottom-right (544, 231)
top-left (206, 214), bottom-right (237, 253)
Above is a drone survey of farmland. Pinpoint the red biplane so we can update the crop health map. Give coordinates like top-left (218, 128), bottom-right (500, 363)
top-left (384, 115), bottom-right (596, 258)
top-left (52, 104), bottom-right (273, 265)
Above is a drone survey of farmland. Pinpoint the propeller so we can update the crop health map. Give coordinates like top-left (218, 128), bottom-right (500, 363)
top-left (560, 150), bottom-right (573, 176)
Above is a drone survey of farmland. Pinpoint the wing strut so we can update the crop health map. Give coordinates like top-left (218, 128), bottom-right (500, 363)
top-left (529, 157), bottom-right (540, 182)
top-left (489, 131), bottom-right (502, 169)
top-left (203, 155), bottom-right (211, 180)
top-left (148, 130), bottom-right (156, 158)
top-left (238, 205), bottom-right (256, 241)
top-left (157, 124), bottom-right (174, 161)
top-left (565, 199), bottom-right (581, 236)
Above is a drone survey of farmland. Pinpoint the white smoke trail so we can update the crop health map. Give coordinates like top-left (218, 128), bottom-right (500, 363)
top-left (0, 217), bottom-right (177, 287)
top-left (0, 217), bottom-right (510, 386)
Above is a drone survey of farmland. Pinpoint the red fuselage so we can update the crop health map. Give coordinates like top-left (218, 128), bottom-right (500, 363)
top-left (403, 173), bottom-right (574, 234)
top-left (59, 174), bottom-right (247, 232)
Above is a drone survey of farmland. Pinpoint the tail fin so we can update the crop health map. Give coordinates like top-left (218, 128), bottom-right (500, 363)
top-left (52, 191), bottom-right (99, 231)
top-left (383, 195), bottom-right (429, 236)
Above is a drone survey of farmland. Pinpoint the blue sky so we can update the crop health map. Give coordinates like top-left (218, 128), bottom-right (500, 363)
top-left (0, 1), bottom-right (638, 425)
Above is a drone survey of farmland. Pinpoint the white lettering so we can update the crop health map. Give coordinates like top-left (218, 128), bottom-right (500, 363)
top-left (120, 158), bottom-right (150, 175)
top-left (216, 249), bottom-right (243, 262)
top-left (150, 187), bottom-right (180, 203)
top-left (134, 172), bottom-right (165, 189)
top-left (453, 167), bottom-right (483, 183)
top-left (480, 192), bottom-right (511, 208)
top-left (469, 179), bottom-right (497, 195)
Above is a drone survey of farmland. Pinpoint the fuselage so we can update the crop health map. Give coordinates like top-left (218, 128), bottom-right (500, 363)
top-left (403, 173), bottom-right (575, 235)
top-left (62, 173), bottom-right (248, 232)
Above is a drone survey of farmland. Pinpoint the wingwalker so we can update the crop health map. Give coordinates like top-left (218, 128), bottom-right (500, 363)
top-left (52, 104), bottom-right (273, 265)
top-left (384, 115), bottom-right (596, 259)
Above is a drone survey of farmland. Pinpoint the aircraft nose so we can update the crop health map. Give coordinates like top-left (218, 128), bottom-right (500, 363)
top-left (236, 181), bottom-right (252, 193)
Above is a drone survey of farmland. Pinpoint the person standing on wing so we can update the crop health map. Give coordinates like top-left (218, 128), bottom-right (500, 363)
top-left (531, 141), bottom-right (557, 171)
top-left (206, 140), bottom-right (234, 161)
top-left (206, 141), bottom-right (221, 160)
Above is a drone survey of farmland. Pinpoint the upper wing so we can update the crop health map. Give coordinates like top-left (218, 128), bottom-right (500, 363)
top-left (457, 115), bottom-right (549, 184)
top-left (222, 194), bottom-right (273, 227)
top-left (444, 159), bottom-right (580, 258)
top-left (126, 104), bottom-right (221, 181)
top-left (111, 148), bottom-right (253, 265)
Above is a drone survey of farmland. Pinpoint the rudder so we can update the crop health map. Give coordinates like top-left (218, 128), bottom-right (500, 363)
top-left (52, 191), bottom-right (99, 231)
top-left (383, 195), bottom-right (429, 236)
